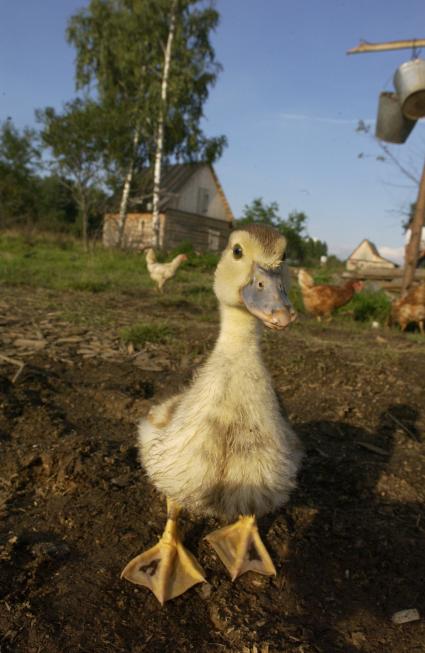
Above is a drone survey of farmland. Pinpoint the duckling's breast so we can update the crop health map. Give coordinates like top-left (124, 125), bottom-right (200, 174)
top-left (139, 354), bottom-right (302, 520)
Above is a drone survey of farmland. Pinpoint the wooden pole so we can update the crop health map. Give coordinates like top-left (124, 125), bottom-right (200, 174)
top-left (347, 39), bottom-right (425, 55)
top-left (401, 159), bottom-right (425, 296)
top-left (347, 37), bottom-right (425, 295)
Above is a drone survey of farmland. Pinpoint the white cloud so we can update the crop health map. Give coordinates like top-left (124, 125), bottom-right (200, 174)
top-left (378, 245), bottom-right (404, 264)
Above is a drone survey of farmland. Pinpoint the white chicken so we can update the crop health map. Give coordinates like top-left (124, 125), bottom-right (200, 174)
top-left (145, 249), bottom-right (187, 292)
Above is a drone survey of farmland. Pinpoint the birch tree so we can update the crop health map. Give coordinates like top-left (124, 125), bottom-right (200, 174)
top-left (152, 0), bottom-right (178, 247)
top-left (67, 0), bottom-right (226, 248)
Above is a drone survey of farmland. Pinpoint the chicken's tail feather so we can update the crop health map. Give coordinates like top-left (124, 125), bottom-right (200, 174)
top-left (298, 269), bottom-right (314, 291)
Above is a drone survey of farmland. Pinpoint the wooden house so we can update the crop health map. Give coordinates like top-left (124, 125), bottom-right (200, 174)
top-left (103, 162), bottom-right (234, 251)
top-left (346, 239), bottom-right (397, 272)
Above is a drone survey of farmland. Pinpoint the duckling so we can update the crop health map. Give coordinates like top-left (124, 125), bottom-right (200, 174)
top-left (122, 224), bottom-right (302, 604)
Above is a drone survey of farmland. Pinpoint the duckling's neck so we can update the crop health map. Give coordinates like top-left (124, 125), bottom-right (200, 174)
top-left (215, 304), bottom-right (261, 355)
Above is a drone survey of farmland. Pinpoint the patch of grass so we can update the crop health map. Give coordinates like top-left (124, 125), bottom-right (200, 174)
top-left (344, 289), bottom-right (392, 323)
top-left (157, 294), bottom-right (193, 309)
top-left (168, 241), bottom-right (220, 271)
top-left (188, 251), bottom-right (220, 271)
top-left (119, 321), bottom-right (174, 348)
top-left (184, 283), bottom-right (212, 294)
top-left (0, 233), bottom-right (151, 293)
top-left (70, 278), bottom-right (112, 293)
top-left (289, 283), bottom-right (304, 314)
top-left (405, 332), bottom-right (425, 343)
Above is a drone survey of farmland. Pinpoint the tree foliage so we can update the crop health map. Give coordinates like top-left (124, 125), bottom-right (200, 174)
top-left (0, 120), bottom-right (40, 227)
top-left (36, 99), bottom-right (108, 248)
top-left (237, 197), bottom-right (280, 226)
top-left (238, 197), bottom-right (328, 264)
top-left (67, 0), bottom-right (227, 183)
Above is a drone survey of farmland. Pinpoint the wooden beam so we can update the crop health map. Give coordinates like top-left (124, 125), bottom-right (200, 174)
top-left (347, 39), bottom-right (425, 55)
top-left (401, 160), bottom-right (425, 296)
top-left (343, 268), bottom-right (425, 280)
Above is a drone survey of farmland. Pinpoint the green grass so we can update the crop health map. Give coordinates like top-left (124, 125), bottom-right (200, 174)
top-left (0, 233), bottom-right (219, 297)
top-left (119, 321), bottom-right (174, 348)
top-left (171, 242), bottom-right (220, 270)
top-left (340, 288), bottom-right (392, 323)
top-left (292, 264), bottom-right (393, 325)
top-left (0, 233), bottom-right (396, 330)
top-left (289, 283), bottom-right (304, 314)
top-left (0, 233), bottom-right (152, 293)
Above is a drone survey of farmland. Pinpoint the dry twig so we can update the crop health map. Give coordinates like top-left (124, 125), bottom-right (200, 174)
top-left (0, 354), bottom-right (25, 383)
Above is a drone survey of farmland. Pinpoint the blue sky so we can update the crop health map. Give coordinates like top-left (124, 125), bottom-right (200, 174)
top-left (1, 0), bottom-right (424, 260)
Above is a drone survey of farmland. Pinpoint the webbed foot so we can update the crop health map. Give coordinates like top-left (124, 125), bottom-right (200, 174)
top-left (205, 515), bottom-right (276, 581)
top-left (121, 501), bottom-right (205, 604)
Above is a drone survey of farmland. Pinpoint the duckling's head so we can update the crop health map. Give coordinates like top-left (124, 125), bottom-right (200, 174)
top-left (214, 224), bottom-right (296, 330)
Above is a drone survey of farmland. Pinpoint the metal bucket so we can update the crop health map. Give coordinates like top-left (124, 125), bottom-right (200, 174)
top-left (375, 91), bottom-right (416, 143)
top-left (393, 58), bottom-right (425, 120)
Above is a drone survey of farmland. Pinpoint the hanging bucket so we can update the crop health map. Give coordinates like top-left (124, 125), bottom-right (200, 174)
top-left (393, 58), bottom-right (425, 120)
top-left (375, 91), bottom-right (416, 143)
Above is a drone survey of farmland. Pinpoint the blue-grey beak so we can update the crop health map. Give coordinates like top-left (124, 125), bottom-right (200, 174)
top-left (241, 264), bottom-right (296, 330)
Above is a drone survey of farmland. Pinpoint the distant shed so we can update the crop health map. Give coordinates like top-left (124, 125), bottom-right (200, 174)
top-left (346, 239), bottom-right (397, 271)
top-left (103, 162), bottom-right (234, 252)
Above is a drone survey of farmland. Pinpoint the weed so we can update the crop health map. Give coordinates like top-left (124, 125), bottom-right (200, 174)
top-left (346, 289), bottom-right (392, 323)
top-left (70, 279), bottom-right (111, 293)
top-left (289, 284), bottom-right (304, 314)
top-left (120, 321), bottom-right (174, 348)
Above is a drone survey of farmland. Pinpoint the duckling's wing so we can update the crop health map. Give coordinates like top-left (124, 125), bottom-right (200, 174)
top-left (146, 393), bottom-right (184, 428)
top-left (274, 390), bottom-right (304, 462)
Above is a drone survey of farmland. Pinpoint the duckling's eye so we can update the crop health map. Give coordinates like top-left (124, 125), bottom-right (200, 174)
top-left (232, 244), bottom-right (243, 259)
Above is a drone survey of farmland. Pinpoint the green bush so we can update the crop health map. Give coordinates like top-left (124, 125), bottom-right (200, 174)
top-left (188, 251), bottom-right (220, 271)
top-left (289, 283), bottom-right (305, 314)
top-left (344, 289), bottom-right (391, 323)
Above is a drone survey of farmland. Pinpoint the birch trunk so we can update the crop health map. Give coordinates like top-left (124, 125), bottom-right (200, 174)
top-left (152, 0), bottom-right (178, 249)
top-left (401, 160), bottom-right (425, 296)
top-left (117, 125), bottom-right (141, 247)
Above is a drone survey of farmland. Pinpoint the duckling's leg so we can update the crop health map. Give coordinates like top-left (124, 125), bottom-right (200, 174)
top-left (121, 499), bottom-right (206, 604)
top-left (205, 515), bottom-right (276, 581)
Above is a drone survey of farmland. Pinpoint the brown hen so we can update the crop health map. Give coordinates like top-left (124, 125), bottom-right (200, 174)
top-left (298, 269), bottom-right (364, 320)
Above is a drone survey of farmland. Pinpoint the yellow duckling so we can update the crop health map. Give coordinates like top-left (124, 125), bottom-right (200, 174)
top-left (122, 224), bottom-right (302, 603)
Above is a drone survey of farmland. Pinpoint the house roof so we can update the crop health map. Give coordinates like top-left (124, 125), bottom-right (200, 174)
top-left (160, 162), bottom-right (205, 203)
top-left (130, 162), bottom-right (234, 221)
top-left (348, 238), bottom-right (381, 259)
top-left (347, 238), bottom-right (397, 266)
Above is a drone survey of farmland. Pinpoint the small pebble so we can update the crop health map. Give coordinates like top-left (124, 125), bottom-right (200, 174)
top-left (391, 608), bottom-right (420, 625)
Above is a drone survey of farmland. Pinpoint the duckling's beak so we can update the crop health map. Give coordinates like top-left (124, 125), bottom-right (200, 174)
top-left (241, 264), bottom-right (296, 330)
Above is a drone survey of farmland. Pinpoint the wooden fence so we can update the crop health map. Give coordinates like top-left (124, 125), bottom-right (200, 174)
top-left (343, 267), bottom-right (425, 293)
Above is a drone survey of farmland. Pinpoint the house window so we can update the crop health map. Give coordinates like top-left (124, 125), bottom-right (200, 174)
top-left (208, 229), bottom-right (220, 251)
top-left (197, 187), bottom-right (210, 214)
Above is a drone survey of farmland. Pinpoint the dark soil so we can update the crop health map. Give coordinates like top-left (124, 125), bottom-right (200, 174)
top-left (1, 286), bottom-right (424, 653)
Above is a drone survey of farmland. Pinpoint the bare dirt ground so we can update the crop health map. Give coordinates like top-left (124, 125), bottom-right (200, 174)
top-left (0, 284), bottom-right (424, 653)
